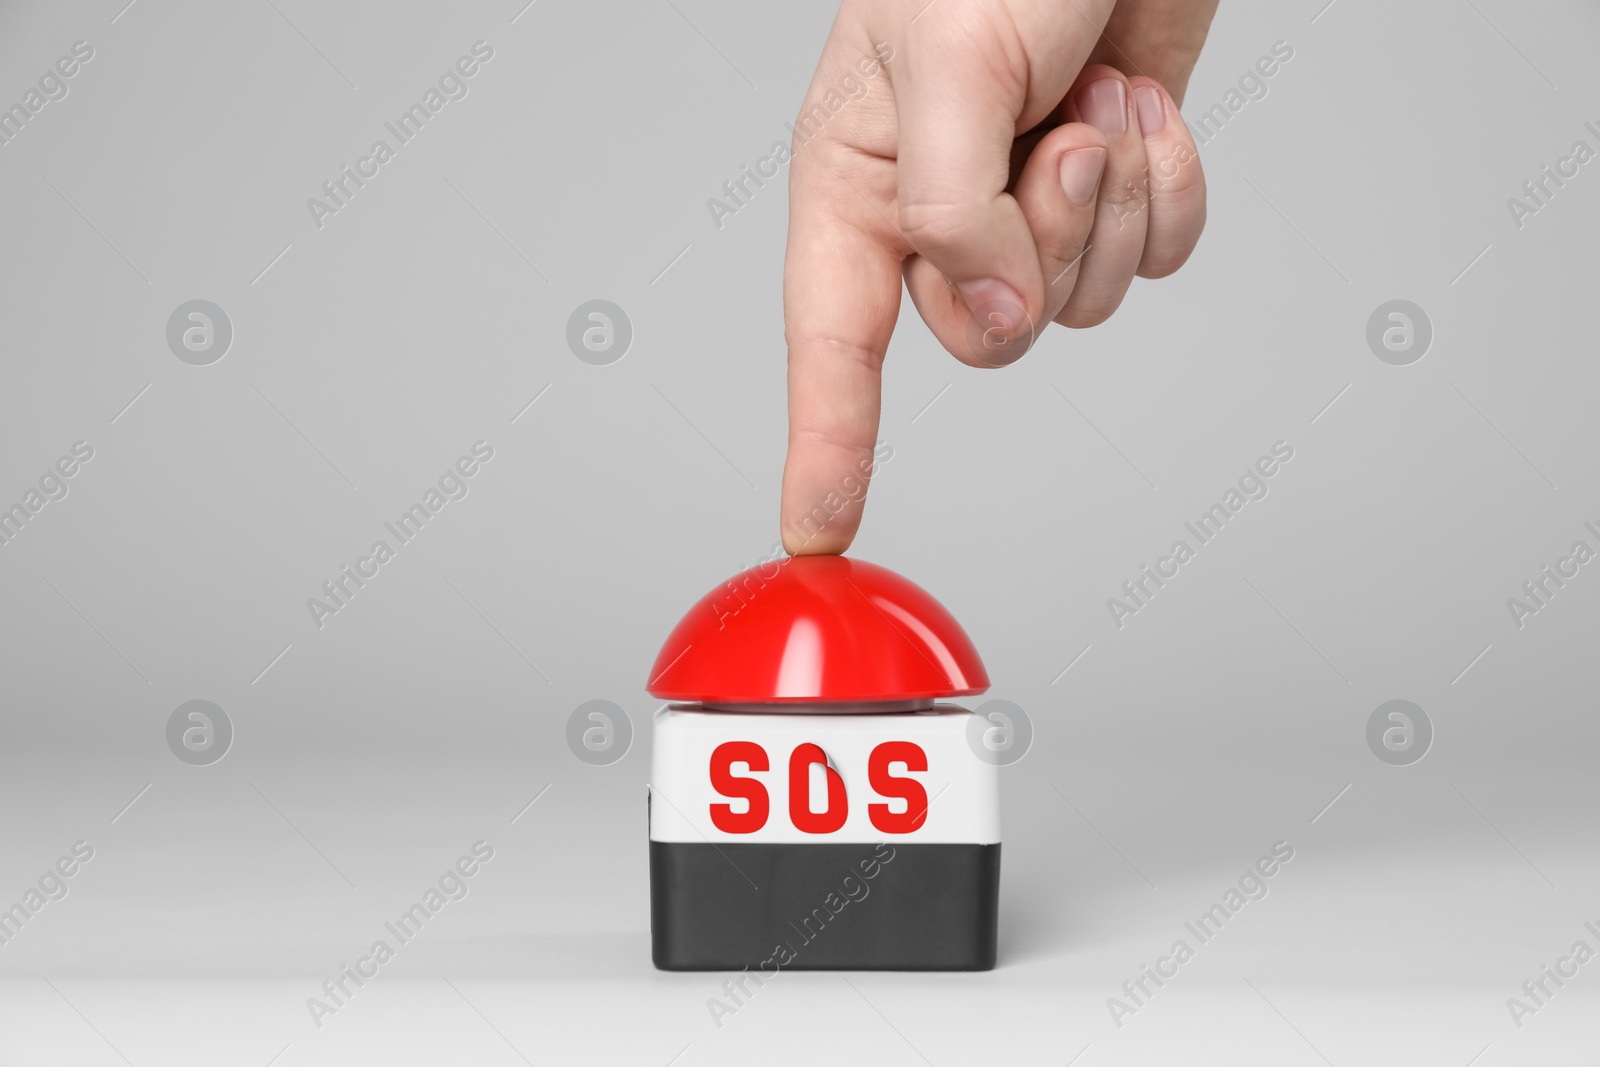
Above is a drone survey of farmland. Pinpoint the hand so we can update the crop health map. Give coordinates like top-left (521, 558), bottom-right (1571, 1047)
top-left (779, 0), bottom-right (1219, 554)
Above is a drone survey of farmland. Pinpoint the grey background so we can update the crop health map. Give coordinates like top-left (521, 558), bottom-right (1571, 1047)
top-left (1, 0), bottom-right (1597, 1063)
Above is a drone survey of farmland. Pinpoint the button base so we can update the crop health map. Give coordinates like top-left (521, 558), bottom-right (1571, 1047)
top-left (649, 840), bottom-right (1000, 971)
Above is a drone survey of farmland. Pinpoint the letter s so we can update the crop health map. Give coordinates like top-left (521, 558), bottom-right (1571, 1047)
top-left (72, 40), bottom-right (95, 62)
top-left (471, 40), bottom-right (494, 61)
top-left (710, 742), bottom-right (769, 833)
top-left (867, 741), bottom-right (928, 833)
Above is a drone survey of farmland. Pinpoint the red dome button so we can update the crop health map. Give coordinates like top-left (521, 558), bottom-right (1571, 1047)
top-left (646, 556), bottom-right (989, 705)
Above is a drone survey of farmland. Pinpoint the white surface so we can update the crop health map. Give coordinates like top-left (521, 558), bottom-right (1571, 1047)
top-left (4, 979), bottom-right (1597, 1067)
top-left (4, 745), bottom-right (1596, 1065)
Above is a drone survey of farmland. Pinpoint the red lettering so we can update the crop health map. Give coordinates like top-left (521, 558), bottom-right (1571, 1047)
top-left (867, 741), bottom-right (928, 833)
top-left (788, 742), bottom-right (848, 834)
top-left (709, 741), bottom-right (769, 833)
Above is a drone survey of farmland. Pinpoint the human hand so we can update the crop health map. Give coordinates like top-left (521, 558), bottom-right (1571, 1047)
top-left (779, 0), bottom-right (1218, 554)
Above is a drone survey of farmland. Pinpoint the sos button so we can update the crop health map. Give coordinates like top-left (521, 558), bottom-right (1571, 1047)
top-left (646, 556), bottom-right (1001, 971)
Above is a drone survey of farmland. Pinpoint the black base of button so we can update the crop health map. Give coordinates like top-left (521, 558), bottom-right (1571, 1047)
top-left (649, 839), bottom-right (1000, 971)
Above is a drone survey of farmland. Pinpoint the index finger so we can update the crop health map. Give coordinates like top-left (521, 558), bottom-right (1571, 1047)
top-left (779, 148), bottom-right (902, 556)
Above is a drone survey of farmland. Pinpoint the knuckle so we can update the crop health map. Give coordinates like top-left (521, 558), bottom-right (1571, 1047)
top-left (1140, 199), bottom-right (1207, 278)
top-left (1046, 245), bottom-right (1084, 275)
top-left (1101, 168), bottom-right (1150, 207)
top-left (1137, 259), bottom-right (1184, 280)
top-left (1057, 306), bottom-right (1112, 330)
top-left (784, 328), bottom-right (886, 371)
top-left (897, 198), bottom-right (983, 252)
top-left (1145, 145), bottom-right (1206, 195)
top-left (1138, 242), bottom-right (1199, 279)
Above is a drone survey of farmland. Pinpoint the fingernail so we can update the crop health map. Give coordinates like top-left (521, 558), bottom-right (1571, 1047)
top-left (1059, 147), bottom-right (1106, 205)
top-left (955, 278), bottom-right (1026, 330)
top-left (1134, 86), bottom-right (1165, 136)
top-left (1080, 79), bottom-right (1127, 138)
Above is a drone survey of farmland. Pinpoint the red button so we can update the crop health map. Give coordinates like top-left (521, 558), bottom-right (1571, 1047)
top-left (645, 556), bottom-right (989, 704)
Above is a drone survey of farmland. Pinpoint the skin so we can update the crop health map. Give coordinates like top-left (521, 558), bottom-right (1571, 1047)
top-left (779, 0), bottom-right (1220, 554)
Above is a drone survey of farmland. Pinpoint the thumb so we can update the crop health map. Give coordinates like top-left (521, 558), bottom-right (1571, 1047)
top-left (892, 1), bottom-right (1110, 364)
